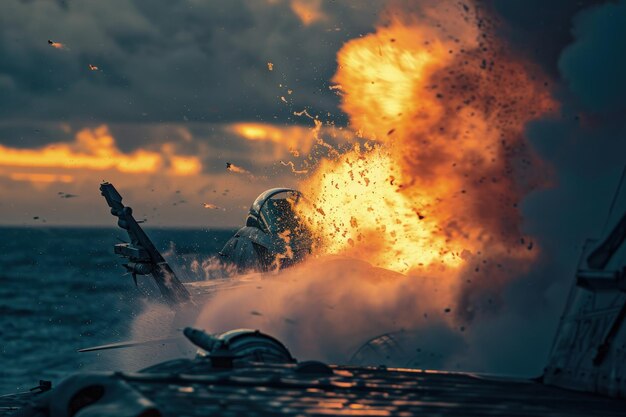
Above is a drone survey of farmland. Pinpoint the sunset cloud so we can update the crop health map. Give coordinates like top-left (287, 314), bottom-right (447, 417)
top-left (0, 125), bottom-right (201, 177)
top-left (229, 122), bottom-right (349, 156)
top-left (0, 121), bottom-right (310, 226)
top-left (9, 172), bottom-right (74, 184)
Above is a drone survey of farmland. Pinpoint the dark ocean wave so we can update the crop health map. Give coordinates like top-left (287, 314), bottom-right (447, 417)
top-left (0, 226), bottom-right (233, 395)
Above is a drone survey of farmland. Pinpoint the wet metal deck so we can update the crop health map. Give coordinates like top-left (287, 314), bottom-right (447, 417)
top-left (7, 360), bottom-right (626, 416)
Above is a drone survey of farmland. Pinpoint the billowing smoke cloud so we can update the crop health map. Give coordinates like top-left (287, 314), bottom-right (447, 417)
top-left (195, 257), bottom-right (467, 366)
top-left (558, 1), bottom-right (626, 114)
top-left (191, 1), bottom-right (558, 373)
top-left (447, 0), bottom-right (626, 375)
top-left (298, 1), bottom-right (555, 326)
top-left (191, 1), bottom-right (626, 377)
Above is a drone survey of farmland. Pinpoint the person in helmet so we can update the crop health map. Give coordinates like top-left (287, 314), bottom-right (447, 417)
top-left (219, 188), bottom-right (312, 273)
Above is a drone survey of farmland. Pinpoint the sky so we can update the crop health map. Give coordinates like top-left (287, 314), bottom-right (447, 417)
top-left (1, 0), bottom-right (626, 376)
top-left (0, 0), bottom-right (624, 229)
top-left (0, 0), bottom-right (384, 227)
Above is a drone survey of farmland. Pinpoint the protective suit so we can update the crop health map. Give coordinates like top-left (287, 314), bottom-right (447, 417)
top-left (219, 188), bottom-right (312, 273)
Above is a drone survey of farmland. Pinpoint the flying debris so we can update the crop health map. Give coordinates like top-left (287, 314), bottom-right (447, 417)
top-left (267, 62), bottom-right (274, 71)
top-left (226, 162), bottom-right (251, 175)
top-left (293, 108), bottom-right (315, 120)
top-left (202, 203), bottom-right (220, 210)
top-left (58, 192), bottom-right (78, 199)
top-left (280, 160), bottom-right (308, 174)
top-left (88, 64), bottom-right (99, 71)
top-left (47, 39), bottom-right (66, 50)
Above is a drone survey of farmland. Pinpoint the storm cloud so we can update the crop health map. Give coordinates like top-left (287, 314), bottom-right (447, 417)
top-left (0, 0), bottom-right (379, 226)
top-left (0, 0), bottom-right (381, 127)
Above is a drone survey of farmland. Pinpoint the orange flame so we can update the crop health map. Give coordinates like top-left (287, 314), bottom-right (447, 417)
top-left (298, 4), bottom-right (555, 280)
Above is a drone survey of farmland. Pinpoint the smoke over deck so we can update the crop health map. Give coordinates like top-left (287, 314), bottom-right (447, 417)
top-left (193, 1), bottom-right (557, 370)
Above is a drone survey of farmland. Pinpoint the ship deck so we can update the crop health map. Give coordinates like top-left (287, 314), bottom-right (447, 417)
top-left (4, 360), bottom-right (626, 416)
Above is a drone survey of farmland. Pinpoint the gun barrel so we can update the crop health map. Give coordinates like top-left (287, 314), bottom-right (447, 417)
top-left (100, 182), bottom-right (191, 306)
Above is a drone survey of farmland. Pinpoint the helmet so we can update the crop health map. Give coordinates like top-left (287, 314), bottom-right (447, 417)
top-left (245, 188), bottom-right (304, 235)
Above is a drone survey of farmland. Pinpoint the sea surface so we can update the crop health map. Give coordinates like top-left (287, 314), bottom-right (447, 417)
top-left (0, 226), bottom-right (233, 395)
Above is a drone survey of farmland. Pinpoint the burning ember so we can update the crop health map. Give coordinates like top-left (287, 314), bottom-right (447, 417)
top-left (226, 162), bottom-right (251, 175)
top-left (298, 3), bottom-right (555, 279)
top-left (47, 39), bottom-right (67, 50)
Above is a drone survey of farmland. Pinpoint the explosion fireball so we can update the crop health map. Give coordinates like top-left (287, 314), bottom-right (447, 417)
top-left (299, 3), bottom-right (555, 281)
top-left (194, 2), bottom-right (557, 366)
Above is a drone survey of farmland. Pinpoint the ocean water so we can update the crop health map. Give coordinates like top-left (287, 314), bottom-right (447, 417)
top-left (0, 226), bottom-right (234, 395)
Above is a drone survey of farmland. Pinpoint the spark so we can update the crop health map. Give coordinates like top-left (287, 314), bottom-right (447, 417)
top-left (226, 162), bottom-right (251, 175)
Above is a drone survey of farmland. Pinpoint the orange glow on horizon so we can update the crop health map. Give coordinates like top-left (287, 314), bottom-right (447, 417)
top-left (0, 126), bottom-right (161, 173)
top-left (170, 156), bottom-right (202, 176)
top-left (9, 172), bottom-right (75, 184)
top-left (0, 125), bottom-right (203, 177)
